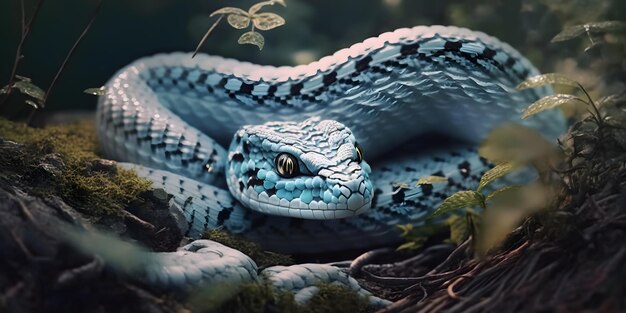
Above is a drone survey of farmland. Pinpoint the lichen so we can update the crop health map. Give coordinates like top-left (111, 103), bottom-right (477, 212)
top-left (0, 117), bottom-right (152, 218)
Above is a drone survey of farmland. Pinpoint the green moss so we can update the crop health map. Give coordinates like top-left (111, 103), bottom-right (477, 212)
top-left (189, 282), bottom-right (370, 313)
top-left (203, 229), bottom-right (293, 268)
top-left (0, 117), bottom-right (152, 217)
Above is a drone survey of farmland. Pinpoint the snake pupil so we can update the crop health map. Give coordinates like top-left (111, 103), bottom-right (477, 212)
top-left (275, 153), bottom-right (298, 178)
top-left (355, 143), bottom-right (363, 163)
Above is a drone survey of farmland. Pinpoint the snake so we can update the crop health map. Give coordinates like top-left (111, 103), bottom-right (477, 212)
top-left (96, 25), bottom-right (565, 306)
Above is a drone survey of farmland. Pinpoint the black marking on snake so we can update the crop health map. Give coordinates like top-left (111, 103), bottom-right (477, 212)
top-left (217, 208), bottom-right (233, 226)
top-left (231, 153), bottom-right (244, 162)
top-left (242, 141), bottom-right (250, 154)
top-left (356, 56), bottom-right (372, 72)
top-left (196, 73), bottom-right (208, 83)
top-left (483, 48), bottom-right (496, 59)
top-left (392, 189), bottom-right (405, 203)
top-left (401, 43), bottom-right (420, 55)
top-left (420, 184), bottom-right (433, 196)
top-left (179, 70), bottom-right (189, 80)
top-left (444, 40), bottom-right (463, 51)
top-left (248, 175), bottom-right (263, 187)
top-left (323, 72), bottom-right (337, 86)
top-left (505, 57), bottom-right (516, 67)
top-left (458, 161), bottom-right (471, 178)
top-left (206, 85), bottom-right (214, 93)
top-left (371, 188), bottom-right (382, 208)
top-left (290, 83), bottom-right (304, 96)
top-left (267, 85), bottom-right (277, 96)
top-left (239, 181), bottom-right (244, 192)
top-left (240, 83), bottom-right (254, 94)
top-left (265, 187), bottom-right (277, 196)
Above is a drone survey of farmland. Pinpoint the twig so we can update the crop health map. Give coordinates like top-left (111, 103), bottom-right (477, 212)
top-left (1, 0), bottom-right (46, 106)
top-left (31, 0), bottom-right (104, 121)
top-left (192, 14), bottom-right (224, 58)
top-left (122, 210), bottom-right (156, 232)
top-left (349, 247), bottom-right (393, 276)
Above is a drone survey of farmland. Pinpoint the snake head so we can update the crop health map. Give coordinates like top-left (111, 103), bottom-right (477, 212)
top-left (226, 117), bottom-right (373, 220)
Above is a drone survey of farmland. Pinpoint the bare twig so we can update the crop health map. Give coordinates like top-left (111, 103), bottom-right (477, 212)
top-left (0, 0), bottom-right (46, 106)
top-left (192, 14), bottom-right (224, 58)
top-left (36, 0), bottom-right (104, 114)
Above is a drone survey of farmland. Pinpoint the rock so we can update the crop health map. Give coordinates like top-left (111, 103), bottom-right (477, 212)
top-left (87, 159), bottom-right (117, 175)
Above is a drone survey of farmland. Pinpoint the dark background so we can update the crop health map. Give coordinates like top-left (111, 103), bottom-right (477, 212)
top-left (0, 0), bottom-right (624, 118)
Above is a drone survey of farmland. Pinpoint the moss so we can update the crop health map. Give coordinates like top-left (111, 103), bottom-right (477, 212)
top-left (203, 229), bottom-right (293, 268)
top-left (303, 284), bottom-right (371, 313)
top-left (189, 282), bottom-right (370, 313)
top-left (0, 117), bottom-right (152, 218)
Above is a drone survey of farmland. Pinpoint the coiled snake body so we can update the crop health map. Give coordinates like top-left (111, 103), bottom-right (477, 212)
top-left (97, 26), bottom-right (565, 305)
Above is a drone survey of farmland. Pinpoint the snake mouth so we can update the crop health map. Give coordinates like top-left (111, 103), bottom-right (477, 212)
top-left (233, 184), bottom-right (372, 220)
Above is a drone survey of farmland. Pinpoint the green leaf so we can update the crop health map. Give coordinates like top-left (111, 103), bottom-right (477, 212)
top-left (479, 124), bottom-right (558, 164)
top-left (12, 80), bottom-right (46, 102)
top-left (210, 7), bottom-right (248, 17)
top-left (15, 75), bottom-right (32, 82)
top-left (416, 175), bottom-right (448, 185)
top-left (24, 100), bottom-right (40, 109)
top-left (485, 185), bottom-right (523, 202)
top-left (477, 162), bottom-right (517, 192)
top-left (522, 94), bottom-right (586, 119)
top-left (63, 227), bottom-right (152, 274)
top-left (227, 14), bottom-right (250, 29)
top-left (252, 12), bottom-right (285, 31)
top-left (552, 21), bottom-right (626, 43)
top-left (432, 191), bottom-right (484, 216)
top-left (395, 224), bottom-right (413, 237)
top-left (396, 240), bottom-right (422, 251)
top-left (516, 73), bottom-right (580, 90)
top-left (84, 86), bottom-right (107, 96)
top-left (446, 214), bottom-right (469, 245)
top-left (238, 31), bottom-right (265, 50)
top-left (249, 0), bottom-right (286, 15)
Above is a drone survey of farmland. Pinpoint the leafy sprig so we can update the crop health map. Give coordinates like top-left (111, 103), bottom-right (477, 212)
top-left (194, 0), bottom-right (287, 55)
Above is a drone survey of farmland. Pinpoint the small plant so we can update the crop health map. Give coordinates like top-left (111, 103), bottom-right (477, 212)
top-left (194, 0), bottom-right (287, 54)
top-left (1, 0), bottom-right (104, 121)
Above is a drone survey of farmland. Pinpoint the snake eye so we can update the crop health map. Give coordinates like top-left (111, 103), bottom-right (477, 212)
top-left (275, 153), bottom-right (299, 178)
top-left (355, 143), bottom-right (363, 163)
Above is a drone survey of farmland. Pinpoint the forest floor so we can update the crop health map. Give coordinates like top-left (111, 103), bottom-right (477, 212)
top-left (0, 104), bottom-right (624, 313)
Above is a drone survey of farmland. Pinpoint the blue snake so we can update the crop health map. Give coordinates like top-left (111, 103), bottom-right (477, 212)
top-left (96, 25), bottom-right (565, 306)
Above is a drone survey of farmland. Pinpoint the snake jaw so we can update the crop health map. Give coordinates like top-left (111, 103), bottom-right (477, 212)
top-left (226, 117), bottom-right (374, 219)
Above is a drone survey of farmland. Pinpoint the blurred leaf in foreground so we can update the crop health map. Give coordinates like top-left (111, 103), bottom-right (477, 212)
top-left (522, 94), bottom-right (586, 119)
top-left (479, 123), bottom-right (559, 165)
top-left (84, 86), bottom-right (107, 96)
top-left (432, 191), bottom-right (484, 216)
top-left (63, 226), bottom-right (153, 275)
top-left (516, 73), bottom-right (581, 90)
top-left (551, 21), bottom-right (626, 43)
top-left (475, 183), bottom-right (554, 257)
top-left (416, 175), bottom-right (448, 185)
top-left (477, 162), bottom-right (518, 192)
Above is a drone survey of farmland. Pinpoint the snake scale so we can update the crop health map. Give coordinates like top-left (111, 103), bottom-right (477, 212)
top-left (96, 25), bottom-right (565, 306)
